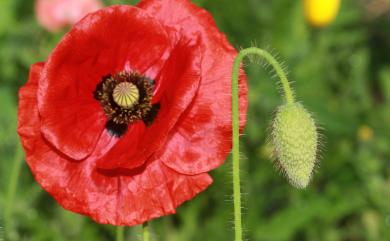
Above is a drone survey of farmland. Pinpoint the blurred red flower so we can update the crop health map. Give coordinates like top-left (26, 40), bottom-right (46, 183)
top-left (18, 1), bottom-right (247, 226)
top-left (35, 0), bottom-right (103, 32)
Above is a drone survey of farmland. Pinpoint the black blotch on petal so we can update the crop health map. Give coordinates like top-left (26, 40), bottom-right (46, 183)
top-left (106, 120), bottom-right (128, 137)
top-left (143, 103), bottom-right (161, 127)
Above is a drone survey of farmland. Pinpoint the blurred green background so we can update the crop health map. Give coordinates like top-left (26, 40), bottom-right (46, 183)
top-left (1, 0), bottom-right (389, 240)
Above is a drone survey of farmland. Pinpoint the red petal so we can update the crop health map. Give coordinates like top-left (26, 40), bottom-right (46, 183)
top-left (19, 63), bottom-right (119, 224)
top-left (18, 62), bottom-right (212, 226)
top-left (96, 38), bottom-right (201, 170)
top-left (18, 62), bottom-right (45, 141)
top-left (96, 122), bottom-right (146, 170)
top-left (138, 0), bottom-right (248, 174)
top-left (117, 160), bottom-right (212, 225)
top-left (38, 5), bottom-right (172, 160)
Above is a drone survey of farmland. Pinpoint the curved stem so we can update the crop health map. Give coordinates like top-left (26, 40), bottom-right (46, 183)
top-left (4, 142), bottom-right (24, 239)
top-left (143, 222), bottom-right (149, 241)
top-left (235, 47), bottom-right (294, 104)
top-left (231, 47), bottom-right (293, 241)
top-left (116, 226), bottom-right (124, 241)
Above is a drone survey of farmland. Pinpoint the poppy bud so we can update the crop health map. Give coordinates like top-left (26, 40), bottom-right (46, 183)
top-left (270, 103), bottom-right (318, 188)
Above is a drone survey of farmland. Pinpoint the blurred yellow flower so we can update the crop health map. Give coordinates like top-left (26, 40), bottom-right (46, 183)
top-left (304, 0), bottom-right (341, 27)
top-left (357, 125), bottom-right (374, 142)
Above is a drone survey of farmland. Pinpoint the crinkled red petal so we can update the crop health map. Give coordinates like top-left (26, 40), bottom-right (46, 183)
top-left (38, 5), bottom-right (172, 160)
top-left (116, 160), bottom-right (212, 225)
top-left (138, 0), bottom-right (248, 174)
top-left (18, 62), bottom-right (212, 226)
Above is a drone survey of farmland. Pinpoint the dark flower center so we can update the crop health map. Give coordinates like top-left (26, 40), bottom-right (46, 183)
top-left (94, 72), bottom-right (160, 137)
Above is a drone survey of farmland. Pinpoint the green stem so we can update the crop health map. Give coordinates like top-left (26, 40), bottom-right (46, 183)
top-left (116, 226), bottom-right (125, 241)
top-left (143, 222), bottom-right (149, 241)
top-left (4, 142), bottom-right (24, 239)
top-left (231, 47), bottom-right (293, 241)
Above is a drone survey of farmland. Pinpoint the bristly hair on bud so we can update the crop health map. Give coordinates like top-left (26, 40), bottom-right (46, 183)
top-left (270, 102), bottom-right (319, 188)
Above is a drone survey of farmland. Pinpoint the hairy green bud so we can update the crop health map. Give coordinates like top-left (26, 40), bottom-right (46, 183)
top-left (271, 103), bottom-right (318, 188)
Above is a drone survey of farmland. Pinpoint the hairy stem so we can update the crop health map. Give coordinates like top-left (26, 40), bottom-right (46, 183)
top-left (116, 226), bottom-right (124, 241)
top-left (231, 47), bottom-right (293, 241)
top-left (143, 222), bottom-right (149, 241)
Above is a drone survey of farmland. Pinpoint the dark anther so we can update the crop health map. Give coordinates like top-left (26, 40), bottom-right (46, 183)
top-left (105, 120), bottom-right (128, 138)
top-left (143, 103), bottom-right (161, 126)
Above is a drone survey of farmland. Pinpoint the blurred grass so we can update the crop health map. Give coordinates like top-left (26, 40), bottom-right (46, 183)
top-left (0, 0), bottom-right (389, 241)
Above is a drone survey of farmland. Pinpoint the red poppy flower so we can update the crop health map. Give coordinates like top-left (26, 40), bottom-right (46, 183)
top-left (18, 0), bottom-right (247, 226)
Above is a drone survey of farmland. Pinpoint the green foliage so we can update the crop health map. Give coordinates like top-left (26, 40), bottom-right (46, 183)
top-left (0, 0), bottom-right (389, 241)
